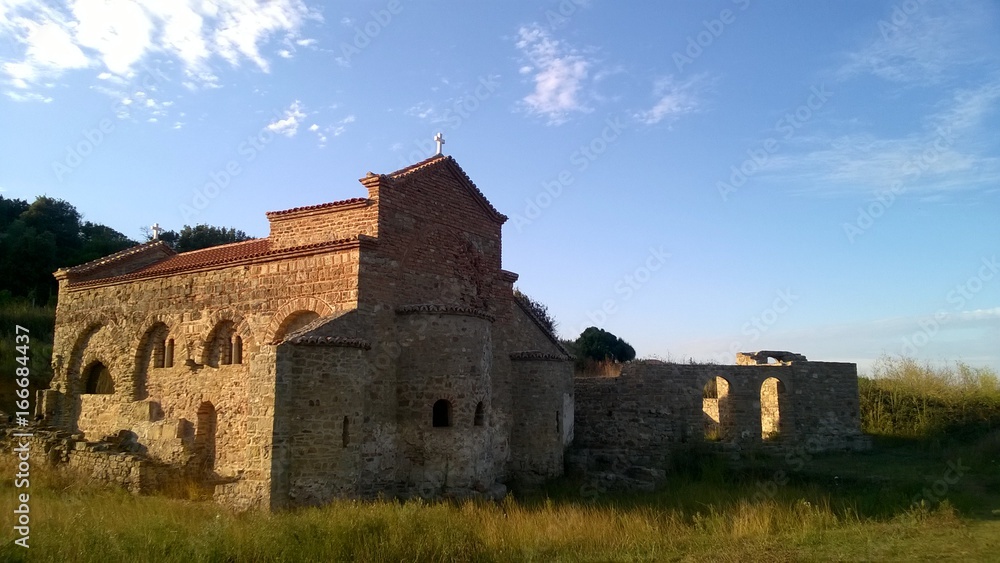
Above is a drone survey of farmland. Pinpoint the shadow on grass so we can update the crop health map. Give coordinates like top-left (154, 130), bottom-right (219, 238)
top-left (524, 428), bottom-right (1000, 523)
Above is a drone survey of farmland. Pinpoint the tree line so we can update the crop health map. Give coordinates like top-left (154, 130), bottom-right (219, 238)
top-left (0, 195), bottom-right (251, 304)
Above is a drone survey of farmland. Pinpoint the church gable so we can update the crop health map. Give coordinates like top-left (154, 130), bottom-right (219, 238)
top-left (380, 155), bottom-right (507, 229)
top-left (55, 240), bottom-right (176, 285)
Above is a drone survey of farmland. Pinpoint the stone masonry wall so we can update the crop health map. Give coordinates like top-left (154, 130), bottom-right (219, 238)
top-left (572, 359), bottom-right (868, 479)
top-left (271, 343), bottom-right (367, 507)
top-left (49, 245), bottom-right (362, 510)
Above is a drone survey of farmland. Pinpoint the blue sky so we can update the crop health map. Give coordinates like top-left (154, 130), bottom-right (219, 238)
top-left (1, 0), bottom-right (998, 374)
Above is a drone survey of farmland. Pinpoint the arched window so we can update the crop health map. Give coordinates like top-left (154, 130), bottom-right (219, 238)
top-left (205, 321), bottom-right (237, 368)
top-left (474, 402), bottom-right (485, 426)
top-left (165, 338), bottom-right (174, 368)
top-left (83, 362), bottom-right (114, 394)
top-left (432, 399), bottom-right (452, 428)
top-left (232, 335), bottom-right (243, 365)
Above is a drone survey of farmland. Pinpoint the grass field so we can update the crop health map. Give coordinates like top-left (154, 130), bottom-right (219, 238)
top-left (0, 356), bottom-right (998, 561)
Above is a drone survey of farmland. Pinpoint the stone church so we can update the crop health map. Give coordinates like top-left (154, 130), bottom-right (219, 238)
top-left (42, 154), bottom-right (574, 510)
top-left (38, 150), bottom-right (868, 510)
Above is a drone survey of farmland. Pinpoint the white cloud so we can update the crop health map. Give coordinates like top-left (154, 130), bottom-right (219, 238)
top-left (763, 79), bottom-right (1000, 196)
top-left (405, 102), bottom-right (435, 120)
top-left (514, 24), bottom-right (591, 124)
top-left (838, 2), bottom-right (995, 84)
top-left (278, 49), bottom-right (292, 59)
top-left (308, 123), bottom-right (318, 131)
top-left (267, 100), bottom-right (306, 137)
top-left (331, 114), bottom-right (354, 137)
top-left (5, 90), bottom-right (52, 102)
top-left (0, 0), bottom-right (320, 97)
top-left (635, 74), bottom-right (707, 125)
top-left (295, 38), bottom-right (316, 47)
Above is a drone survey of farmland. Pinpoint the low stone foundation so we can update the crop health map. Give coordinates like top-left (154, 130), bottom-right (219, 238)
top-left (1, 426), bottom-right (209, 497)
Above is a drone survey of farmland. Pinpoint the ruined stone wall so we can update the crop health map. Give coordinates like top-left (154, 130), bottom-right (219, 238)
top-left (49, 245), bottom-right (362, 509)
top-left (572, 360), bottom-right (868, 475)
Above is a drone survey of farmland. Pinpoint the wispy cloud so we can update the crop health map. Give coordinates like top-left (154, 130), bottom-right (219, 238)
top-left (761, 3), bottom-right (1000, 198)
top-left (514, 23), bottom-right (591, 124)
top-left (267, 100), bottom-right (306, 137)
top-left (0, 0), bottom-right (320, 98)
top-left (837, 1), bottom-right (994, 85)
top-left (635, 74), bottom-right (709, 125)
top-left (305, 114), bottom-right (354, 147)
top-left (763, 77), bottom-right (1000, 197)
top-left (5, 90), bottom-right (52, 103)
top-left (678, 307), bottom-right (1000, 372)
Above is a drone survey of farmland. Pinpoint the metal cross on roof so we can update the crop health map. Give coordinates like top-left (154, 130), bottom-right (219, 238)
top-left (434, 132), bottom-right (445, 155)
top-left (151, 223), bottom-right (163, 240)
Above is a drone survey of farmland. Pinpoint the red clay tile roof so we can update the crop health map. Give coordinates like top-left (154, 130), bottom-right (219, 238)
top-left (265, 197), bottom-right (369, 218)
top-left (69, 236), bottom-right (371, 289)
top-left (386, 154), bottom-right (448, 178)
top-left (62, 240), bottom-right (175, 274)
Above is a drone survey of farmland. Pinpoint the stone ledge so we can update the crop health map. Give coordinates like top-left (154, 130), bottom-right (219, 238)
top-left (285, 336), bottom-right (372, 349)
top-left (510, 351), bottom-right (568, 362)
top-left (395, 304), bottom-right (495, 322)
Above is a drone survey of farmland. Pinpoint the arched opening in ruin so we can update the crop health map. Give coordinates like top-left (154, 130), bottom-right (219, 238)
top-left (342, 416), bottom-right (350, 447)
top-left (83, 361), bottom-right (114, 394)
top-left (474, 402), bottom-right (485, 426)
top-left (194, 402), bottom-right (217, 473)
top-left (760, 377), bottom-right (786, 440)
top-left (703, 376), bottom-right (732, 441)
top-left (273, 310), bottom-right (321, 342)
top-left (432, 399), bottom-right (452, 428)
